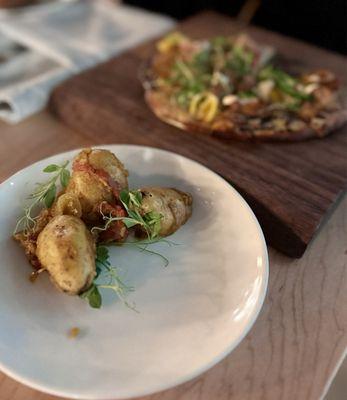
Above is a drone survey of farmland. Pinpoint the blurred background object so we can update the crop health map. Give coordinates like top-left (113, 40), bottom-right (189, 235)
top-left (0, 0), bottom-right (345, 124)
top-left (0, 0), bottom-right (37, 8)
top-left (125, 0), bottom-right (347, 55)
top-left (0, 0), bottom-right (77, 8)
top-left (0, 0), bottom-right (173, 123)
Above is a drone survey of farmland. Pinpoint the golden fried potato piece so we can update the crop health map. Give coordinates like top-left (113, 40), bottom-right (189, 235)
top-left (51, 193), bottom-right (82, 218)
top-left (65, 171), bottom-right (114, 220)
top-left (65, 170), bottom-right (113, 218)
top-left (65, 148), bottom-right (129, 221)
top-left (87, 149), bottom-right (128, 191)
top-left (36, 215), bottom-right (96, 295)
top-left (140, 187), bottom-right (192, 236)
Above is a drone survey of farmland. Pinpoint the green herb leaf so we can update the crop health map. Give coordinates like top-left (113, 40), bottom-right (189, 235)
top-left (122, 217), bottom-right (142, 229)
top-left (80, 245), bottom-right (136, 310)
top-left (94, 189), bottom-right (163, 241)
top-left (95, 264), bottom-right (102, 277)
top-left (227, 45), bottom-right (254, 77)
top-left (129, 190), bottom-right (142, 208)
top-left (96, 246), bottom-right (109, 263)
top-left (238, 90), bottom-right (256, 98)
top-left (258, 66), bottom-right (312, 101)
top-left (193, 48), bottom-right (213, 73)
top-left (80, 284), bottom-right (102, 309)
top-left (14, 160), bottom-right (70, 234)
top-left (121, 189), bottom-right (143, 210)
top-left (120, 189), bottom-right (130, 206)
top-left (175, 60), bottom-right (194, 81)
top-left (127, 209), bottom-right (141, 220)
top-left (95, 246), bottom-right (109, 278)
top-left (60, 168), bottom-right (70, 188)
top-left (89, 286), bottom-right (102, 308)
top-left (44, 185), bottom-right (56, 208)
top-left (143, 210), bottom-right (162, 224)
top-left (143, 211), bottom-right (162, 238)
top-left (43, 164), bottom-right (59, 173)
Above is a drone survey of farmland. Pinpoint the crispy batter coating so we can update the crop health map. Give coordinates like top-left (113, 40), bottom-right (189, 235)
top-left (13, 208), bottom-right (51, 270)
top-left (65, 148), bottom-right (129, 222)
top-left (51, 193), bottom-right (82, 218)
top-left (87, 149), bottom-right (128, 191)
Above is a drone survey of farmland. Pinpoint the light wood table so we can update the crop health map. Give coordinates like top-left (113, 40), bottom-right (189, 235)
top-left (0, 112), bottom-right (346, 400)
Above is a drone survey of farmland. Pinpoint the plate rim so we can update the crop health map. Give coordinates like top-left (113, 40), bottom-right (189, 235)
top-left (0, 144), bottom-right (269, 399)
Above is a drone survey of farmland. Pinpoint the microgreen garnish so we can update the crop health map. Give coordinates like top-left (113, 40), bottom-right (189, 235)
top-left (14, 161), bottom-right (70, 233)
top-left (227, 45), bottom-right (254, 77)
top-left (80, 246), bottom-right (135, 310)
top-left (89, 189), bottom-right (174, 295)
top-left (134, 244), bottom-right (169, 267)
top-left (155, 33), bottom-right (320, 118)
top-left (92, 189), bottom-right (163, 241)
top-left (238, 90), bottom-right (257, 99)
top-left (175, 60), bottom-right (194, 81)
top-left (111, 237), bottom-right (177, 268)
top-left (80, 284), bottom-right (102, 309)
top-left (120, 189), bottom-right (163, 240)
top-left (259, 65), bottom-right (312, 101)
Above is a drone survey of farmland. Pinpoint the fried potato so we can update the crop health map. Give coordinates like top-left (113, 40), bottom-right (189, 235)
top-left (65, 148), bottom-right (129, 221)
top-left (140, 187), bottom-right (192, 236)
top-left (65, 171), bottom-right (113, 217)
top-left (87, 149), bottom-right (128, 191)
top-left (36, 215), bottom-right (96, 295)
top-left (51, 193), bottom-right (82, 218)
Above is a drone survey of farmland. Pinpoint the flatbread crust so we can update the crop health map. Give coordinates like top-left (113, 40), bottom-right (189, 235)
top-left (145, 87), bottom-right (347, 141)
top-left (142, 31), bottom-right (347, 142)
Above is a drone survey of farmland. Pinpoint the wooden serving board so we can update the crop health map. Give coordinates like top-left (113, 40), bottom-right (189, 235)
top-left (49, 11), bottom-right (347, 258)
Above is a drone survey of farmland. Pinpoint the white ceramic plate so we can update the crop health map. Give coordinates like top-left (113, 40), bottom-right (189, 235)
top-left (0, 145), bottom-right (268, 399)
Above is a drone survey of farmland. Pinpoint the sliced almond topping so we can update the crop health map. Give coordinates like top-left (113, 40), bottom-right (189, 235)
top-left (303, 83), bottom-right (319, 94)
top-left (222, 95), bottom-right (238, 106)
top-left (288, 120), bottom-right (306, 131)
top-left (306, 73), bottom-right (321, 83)
top-left (256, 79), bottom-right (275, 101)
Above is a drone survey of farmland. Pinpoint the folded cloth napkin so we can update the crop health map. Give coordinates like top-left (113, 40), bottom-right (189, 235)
top-left (0, 0), bottom-right (174, 123)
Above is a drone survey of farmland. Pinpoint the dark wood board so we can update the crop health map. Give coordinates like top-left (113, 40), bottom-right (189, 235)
top-left (49, 11), bottom-right (347, 257)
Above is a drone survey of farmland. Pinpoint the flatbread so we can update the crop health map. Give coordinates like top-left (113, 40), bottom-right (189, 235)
top-left (145, 88), bottom-right (347, 141)
top-left (142, 33), bottom-right (347, 141)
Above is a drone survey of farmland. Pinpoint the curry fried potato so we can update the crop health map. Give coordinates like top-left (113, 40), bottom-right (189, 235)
top-left (36, 215), bottom-right (96, 295)
top-left (140, 187), bottom-right (192, 236)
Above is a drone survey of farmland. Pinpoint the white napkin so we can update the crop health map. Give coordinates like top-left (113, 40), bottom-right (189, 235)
top-left (0, 0), bottom-right (174, 123)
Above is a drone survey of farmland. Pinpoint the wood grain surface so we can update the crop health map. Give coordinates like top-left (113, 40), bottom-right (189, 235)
top-left (0, 111), bottom-right (346, 400)
top-left (49, 12), bottom-right (347, 258)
